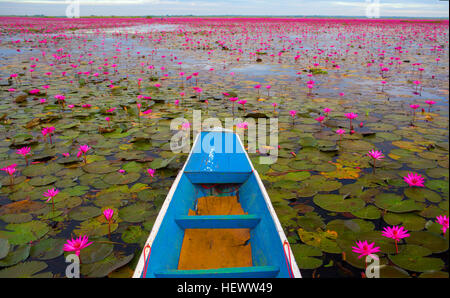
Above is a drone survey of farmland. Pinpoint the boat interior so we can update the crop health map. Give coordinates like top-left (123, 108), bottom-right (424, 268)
top-left (141, 131), bottom-right (293, 278)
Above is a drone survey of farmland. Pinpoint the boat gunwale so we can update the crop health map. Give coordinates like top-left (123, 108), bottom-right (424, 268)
top-left (133, 128), bottom-right (301, 278)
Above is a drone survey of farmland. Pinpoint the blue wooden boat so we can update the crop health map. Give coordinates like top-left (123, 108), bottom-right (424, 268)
top-left (133, 129), bottom-right (301, 278)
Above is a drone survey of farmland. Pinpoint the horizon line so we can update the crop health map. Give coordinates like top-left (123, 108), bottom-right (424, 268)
top-left (0, 15), bottom-right (448, 19)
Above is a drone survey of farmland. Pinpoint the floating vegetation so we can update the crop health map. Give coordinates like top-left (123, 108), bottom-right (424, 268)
top-left (0, 16), bottom-right (448, 278)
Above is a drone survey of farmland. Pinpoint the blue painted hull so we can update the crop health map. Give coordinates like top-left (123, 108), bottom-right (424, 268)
top-left (134, 131), bottom-right (301, 278)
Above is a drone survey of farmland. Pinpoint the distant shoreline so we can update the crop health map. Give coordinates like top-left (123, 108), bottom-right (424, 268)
top-left (0, 15), bottom-right (448, 20)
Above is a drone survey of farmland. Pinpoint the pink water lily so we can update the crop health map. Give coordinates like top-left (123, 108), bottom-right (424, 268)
top-left (103, 208), bottom-right (115, 239)
top-left (272, 102), bottom-right (278, 113)
top-left (1, 164), bottom-right (17, 185)
top-left (367, 150), bottom-right (384, 172)
top-left (238, 99), bottom-right (247, 112)
top-left (315, 115), bottom-right (325, 125)
top-left (382, 226), bottom-right (410, 253)
top-left (425, 100), bottom-right (436, 112)
top-left (44, 188), bottom-right (59, 212)
top-left (403, 172), bottom-right (425, 187)
top-left (436, 215), bottom-right (449, 235)
top-left (77, 145), bottom-right (91, 164)
top-left (63, 235), bottom-right (93, 261)
top-left (352, 240), bottom-right (380, 268)
top-left (147, 168), bottom-right (156, 182)
top-left (336, 128), bottom-right (346, 142)
top-left (345, 112), bottom-right (358, 130)
top-left (41, 126), bottom-right (55, 144)
top-left (16, 147), bottom-right (31, 165)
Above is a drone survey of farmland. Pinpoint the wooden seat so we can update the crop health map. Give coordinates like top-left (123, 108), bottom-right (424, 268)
top-left (177, 195), bottom-right (253, 270)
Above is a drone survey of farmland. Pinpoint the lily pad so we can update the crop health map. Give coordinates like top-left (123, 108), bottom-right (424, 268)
top-left (79, 239), bottom-right (113, 264)
top-left (103, 172), bottom-right (141, 185)
top-left (28, 176), bottom-right (57, 187)
top-left (404, 188), bottom-right (442, 203)
top-left (121, 225), bottom-right (146, 244)
top-left (373, 193), bottom-right (423, 213)
top-left (69, 206), bottom-right (102, 221)
top-left (297, 228), bottom-right (341, 254)
top-left (0, 244), bottom-right (30, 267)
top-left (351, 205), bottom-right (381, 220)
top-left (82, 160), bottom-right (120, 174)
top-left (389, 245), bottom-right (444, 273)
top-left (0, 239), bottom-right (9, 259)
top-left (119, 202), bottom-right (157, 223)
top-left (383, 213), bottom-right (426, 231)
top-left (80, 251), bottom-right (134, 278)
top-left (406, 231), bottom-right (449, 253)
top-left (0, 261), bottom-right (51, 278)
top-left (313, 194), bottom-right (365, 213)
top-left (73, 217), bottom-right (118, 238)
top-left (29, 238), bottom-right (66, 260)
top-left (0, 221), bottom-right (49, 245)
top-left (291, 244), bottom-right (323, 269)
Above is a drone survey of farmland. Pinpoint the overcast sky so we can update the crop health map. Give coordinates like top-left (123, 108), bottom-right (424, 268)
top-left (0, 0), bottom-right (448, 17)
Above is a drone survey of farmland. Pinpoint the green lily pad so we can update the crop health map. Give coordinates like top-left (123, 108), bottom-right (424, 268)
top-left (0, 244), bottom-right (30, 267)
top-left (313, 194), bottom-right (365, 213)
top-left (373, 193), bottom-right (423, 213)
top-left (379, 265), bottom-right (411, 278)
top-left (425, 180), bottom-right (449, 194)
top-left (121, 161), bottom-right (143, 173)
top-left (0, 213), bottom-right (33, 224)
top-left (283, 171), bottom-right (311, 181)
top-left (79, 239), bottom-right (113, 264)
top-left (28, 176), bottom-right (57, 187)
top-left (0, 221), bottom-right (49, 245)
top-left (73, 218), bottom-right (118, 238)
top-left (29, 238), bottom-right (66, 260)
top-left (0, 261), bottom-right (51, 278)
top-left (69, 206), bottom-right (102, 221)
top-left (404, 188), bottom-right (442, 203)
top-left (296, 213), bottom-right (325, 231)
top-left (121, 225), bottom-right (146, 244)
top-left (64, 185), bottom-right (90, 196)
top-left (389, 245), bottom-right (444, 273)
top-left (82, 160), bottom-right (120, 174)
top-left (383, 213), bottom-right (426, 231)
top-left (297, 228), bottom-right (341, 254)
top-left (406, 231), bottom-right (449, 253)
top-left (80, 251), bottom-right (134, 278)
top-left (119, 202), bottom-right (157, 223)
top-left (0, 239), bottom-right (10, 259)
top-left (94, 191), bottom-right (128, 207)
top-left (291, 244), bottom-right (323, 269)
top-left (103, 172), bottom-right (141, 185)
top-left (22, 163), bottom-right (63, 177)
top-left (351, 205), bottom-right (381, 220)
top-left (149, 156), bottom-right (177, 169)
